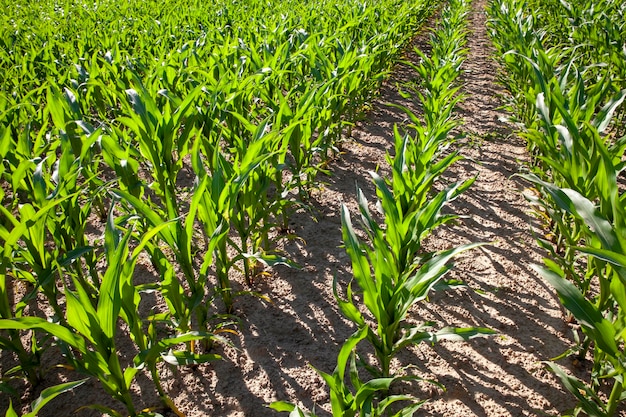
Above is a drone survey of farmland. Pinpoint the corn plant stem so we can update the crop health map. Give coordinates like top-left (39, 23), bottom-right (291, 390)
top-left (238, 229), bottom-right (252, 285)
top-left (216, 246), bottom-right (233, 314)
top-left (380, 352), bottom-right (391, 380)
top-left (149, 363), bottom-right (184, 417)
top-left (606, 376), bottom-right (624, 415)
top-left (576, 336), bottom-right (592, 361)
top-left (15, 336), bottom-right (40, 385)
top-left (118, 391), bottom-right (136, 417)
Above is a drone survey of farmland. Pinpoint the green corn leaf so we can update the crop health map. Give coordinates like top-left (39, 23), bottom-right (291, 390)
top-left (348, 349), bottom-right (362, 394)
top-left (268, 402), bottom-right (314, 417)
top-left (12, 159), bottom-right (34, 196)
top-left (240, 252), bottom-right (299, 269)
top-left (353, 377), bottom-right (396, 405)
top-left (116, 116), bottom-right (149, 142)
top-left (4, 195), bottom-right (73, 256)
top-left (123, 366), bottom-right (140, 391)
top-left (57, 246), bottom-right (95, 267)
top-left (32, 158), bottom-right (48, 205)
top-left (521, 175), bottom-right (619, 251)
top-left (161, 350), bottom-right (221, 366)
top-left (65, 288), bottom-right (98, 346)
top-left (0, 317), bottom-right (86, 351)
top-left (559, 190), bottom-right (616, 250)
top-left (137, 332), bottom-right (224, 366)
top-left (62, 87), bottom-right (80, 118)
top-left (393, 323), bottom-right (494, 353)
top-left (555, 124), bottom-right (573, 157)
top-left (575, 246), bottom-right (626, 268)
top-left (290, 405), bottom-right (315, 417)
top-left (576, 245), bottom-right (626, 286)
top-left (334, 327), bottom-right (368, 380)
top-left (124, 89), bottom-right (149, 128)
top-left (105, 348), bottom-right (126, 388)
top-left (183, 174), bottom-right (208, 264)
top-left (535, 265), bottom-right (618, 357)
top-left (536, 92), bottom-right (551, 126)
top-left (545, 362), bottom-right (608, 417)
top-left (312, 327), bottom-right (368, 416)
top-left (370, 170), bottom-right (400, 226)
top-left (341, 204), bottom-right (378, 317)
top-left (399, 242), bottom-right (484, 312)
top-left (332, 278), bottom-right (366, 327)
top-left (593, 89), bottom-right (626, 133)
top-left (131, 222), bottom-right (175, 265)
top-left (355, 186), bottom-right (380, 241)
top-left (379, 395), bottom-right (426, 416)
top-left (172, 85), bottom-right (204, 137)
top-left (268, 401), bottom-right (296, 412)
top-left (28, 379), bottom-right (89, 417)
top-left (97, 210), bottom-right (132, 342)
top-left (5, 401), bottom-right (18, 417)
top-left (47, 87), bottom-right (68, 131)
top-left (112, 189), bottom-right (177, 248)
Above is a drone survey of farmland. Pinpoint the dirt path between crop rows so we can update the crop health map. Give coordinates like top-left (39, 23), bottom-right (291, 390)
top-left (31, 0), bottom-right (581, 416)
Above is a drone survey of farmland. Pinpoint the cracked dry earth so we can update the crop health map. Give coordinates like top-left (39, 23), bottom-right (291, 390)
top-left (26, 0), bottom-right (584, 416)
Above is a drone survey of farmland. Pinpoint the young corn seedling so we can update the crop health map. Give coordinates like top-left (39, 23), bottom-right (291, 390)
top-left (222, 117), bottom-right (295, 284)
top-left (0, 210), bottom-right (139, 415)
top-left (190, 129), bottom-right (284, 313)
top-left (338, 181), bottom-right (493, 379)
top-left (271, 327), bottom-right (428, 417)
top-left (272, 80), bottom-right (325, 201)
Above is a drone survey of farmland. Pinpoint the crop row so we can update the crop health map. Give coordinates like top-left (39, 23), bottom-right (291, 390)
top-left (488, 0), bottom-right (626, 415)
top-left (272, 0), bottom-right (491, 414)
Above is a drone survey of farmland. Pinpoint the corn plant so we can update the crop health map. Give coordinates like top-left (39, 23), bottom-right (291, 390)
top-left (188, 124), bottom-right (289, 312)
top-left (338, 181), bottom-right (492, 379)
top-left (0, 84), bottom-right (104, 390)
top-left (0, 194), bottom-right (80, 386)
top-left (515, 65), bottom-right (625, 288)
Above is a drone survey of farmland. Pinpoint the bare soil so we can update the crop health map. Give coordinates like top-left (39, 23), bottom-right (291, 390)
top-left (5, 0), bottom-right (585, 416)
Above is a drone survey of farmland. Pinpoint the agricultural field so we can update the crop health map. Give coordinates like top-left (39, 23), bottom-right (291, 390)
top-left (1, 0), bottom-right (625, 415)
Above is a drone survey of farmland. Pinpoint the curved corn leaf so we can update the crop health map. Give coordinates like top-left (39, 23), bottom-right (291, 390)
top-left (535, 265), bottom-right (618, 357)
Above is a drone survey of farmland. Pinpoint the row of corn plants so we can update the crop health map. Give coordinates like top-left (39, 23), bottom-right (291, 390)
top-left (272, 0), bottom-right (496, 415)
top-left (488, 0), bottom-right (626, 415)
top-left (0, 0), bottom-right (442, 414)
